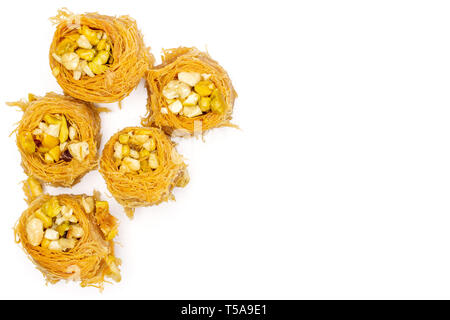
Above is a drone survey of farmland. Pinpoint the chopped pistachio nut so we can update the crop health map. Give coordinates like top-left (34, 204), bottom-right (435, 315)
top-left (41, 196), bottom-right (61, 218)
top-left (48, 146), bottom-right (61, 162)
top-left (168, 100), bottom-right (183, 114)
top-left (44, 228), bottom-right (59, 241)
top-left (122, 144), bottom-right (130, 157)
top-left (106, 255), bottom-right (121, 282)
top-left (55, 215), bottom-right (66, 226)
top-left (201, 73), bottom-right (212, 80)
top-left (148, 152), bottom-right (159, 169)
top-left (59, 238), bottom-right (76, 251)
top-left (46, 123), bottom-right (61, 137)
top-left (114, 130), bottom-right (160, 173)
top-left (42, 133), bottom-right (59, 149)
top-left (25, 197), bottom-right (84, 251)
top-left (61, 205), bottom-right (73, 218)
top-left (142, 138), bottom-right (156, 152)
top-left (52, 53), bottom-right (62, 63)
top-left (56, 222), bottom-right (70, 236)
top-left (67, 224), bottom-right (84, 239)
top-left (59, 115), bottom-right (69, 143)
top-left (76, 48), bottom-right (96, 61)
top-left (194, 80), bottom-right (215, 97)
top-left (131, 135), bottom-right (149, 145)
top-left (118, 134), bottom-right (130, 144)
top-left (19, 132), bottom-right (36, 154)
top-left (68, 142), bottom-right (89, 162)
top-left (81, 196), bottom-right (95, 214)
top-left (162, 80), bottom-right (181, 99)
top-left (26, 218), bottom-right (44, 246)
top-left (41, 238), bottom-right (51, 249)
top-left (161, 72), bottom-right (225, 117)
top-left (183, 92), bottom-right (200, 106)
top-left (52, 67), bottom-right (60, 77)
top-left (210, 89), bottom-right (226, 114)
top-left (68, 126), bottom-right (77, 141)
top-left (48, 240), bottom-right (62, 251)
top-left (19, 114), bottom-right (87, 164)
top-left (178, 72), bottom-right (201, 86)
top-left (26, 177), bottom-right (43, 199)
top-left (53, 25), bottom-right (113, 80)
top-left (95, 200), bottom-right (109, 212)
top-left (129, 149), bottom-right (139, 159)
top-left (199, 96), bottom-right (211, 112)
top-left (61, 52), bottom-right (79, 70)
top-left (114, 142), bottom-right (123, 159)
top-left (77, 35), bottom-right (92, 49)
top-left (183, 105), bottom-right (202, 118)
top-left (59, 142), bottom-right (68, 152)
top-left (80, 60), bottom-right (95, 77)
top-left (123, 157), bottom-right (140, 171)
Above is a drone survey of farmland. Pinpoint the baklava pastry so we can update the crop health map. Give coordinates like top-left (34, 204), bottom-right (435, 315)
top-left (15, 193), bottom-right (120, 289)
top-left (100, 127), bottom-right (189, 218)
top-left (49, 9), bottom-right (152, 103)
top-left (9, 92), bottom-right (101, 187)
top-left (144, 47), bottom-right (237, 135)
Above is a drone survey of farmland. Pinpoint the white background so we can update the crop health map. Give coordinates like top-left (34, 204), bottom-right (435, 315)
top-left (1, 0), bottom-right (450, 300)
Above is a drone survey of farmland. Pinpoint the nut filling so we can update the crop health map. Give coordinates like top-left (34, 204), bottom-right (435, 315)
top-left (52, 25), bottom-right (113, 80)
top-left (26, 197), bottom-right (83, 251)
top-left (19, 113), bottom-right (89, 163)
top-left (113, 129), bottom-right (159, 173)
top-left (161, 72), bottom-right (226, 118)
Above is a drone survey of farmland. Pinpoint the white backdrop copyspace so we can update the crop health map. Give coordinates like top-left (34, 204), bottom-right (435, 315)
top-left (1, 0), bottom-right (450, 300)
